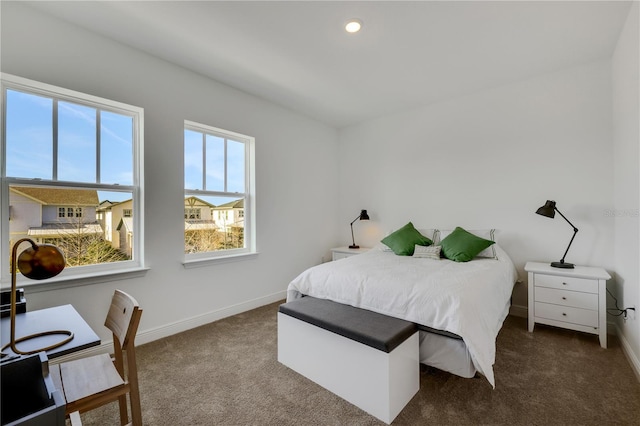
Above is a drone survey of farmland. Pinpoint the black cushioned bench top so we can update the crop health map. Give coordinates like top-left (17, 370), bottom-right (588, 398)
top-left (279, 296), bottom-right (417, 353)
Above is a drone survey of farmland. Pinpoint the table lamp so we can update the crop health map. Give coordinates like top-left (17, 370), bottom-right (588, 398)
top-left (535, 200), bottom-right (578, 269)
top-left (1, 238), bottom-right (73, 356)
top-left (349, 210), bottom-right (370, 249)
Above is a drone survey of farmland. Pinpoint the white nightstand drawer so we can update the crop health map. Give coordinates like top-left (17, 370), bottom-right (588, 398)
top-left (534, 302), bottom-right (598, 327)
top-left (534, 274), bottom-right (598, 294)
top-left (534, 287), bottom-right (598, 310)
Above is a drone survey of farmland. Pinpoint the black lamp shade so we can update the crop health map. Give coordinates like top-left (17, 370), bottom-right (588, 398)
top-left (359, 210), bottom-right (370, 221)
top-left (535, 200), bottom-right (556, 218)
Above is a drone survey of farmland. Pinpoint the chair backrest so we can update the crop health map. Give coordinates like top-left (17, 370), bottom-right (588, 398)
top-left (104, 290), bottom-right (142, 350)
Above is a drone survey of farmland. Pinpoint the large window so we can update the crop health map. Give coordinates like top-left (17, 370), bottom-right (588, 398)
top-left (1, 74), bottom-right (144, 283)
top-left (184, 120), bottom-right (255, 261)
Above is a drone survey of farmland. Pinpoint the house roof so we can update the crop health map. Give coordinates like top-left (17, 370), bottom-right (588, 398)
top-left (117, 217), bottom-right (134, 232)
top-left (184, 220), bottom-right (217, 231)
top-left (27, 222), bottom-right (103, 236)
top-left (185, 196), bottom-right (216, 208)
top-left (97, 199), bottom-right (133, 211)
top-left (212, 199), bottom-right (243, 210)
top-left (11, 186), bottom-right (99, 206)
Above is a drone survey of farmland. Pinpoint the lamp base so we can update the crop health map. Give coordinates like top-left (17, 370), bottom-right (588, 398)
top-left (1, 330), bottom-right (74, 356)
top-left (551, 261), bottom-right (574, 269)
top-left (349, 245), bottom-right (360, 249)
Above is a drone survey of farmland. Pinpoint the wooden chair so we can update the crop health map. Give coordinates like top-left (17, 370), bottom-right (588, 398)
top-left (51, 290), bottom-right (143, 426)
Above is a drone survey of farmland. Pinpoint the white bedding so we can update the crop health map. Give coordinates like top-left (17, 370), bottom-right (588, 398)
top-left (286, 244), bottom-right (518, 387)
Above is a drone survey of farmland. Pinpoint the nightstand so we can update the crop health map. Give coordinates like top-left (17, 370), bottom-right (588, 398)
top-left (331, 247), bottom-right (369, 261)
top-left (525, 261), bottom-right (611, 348)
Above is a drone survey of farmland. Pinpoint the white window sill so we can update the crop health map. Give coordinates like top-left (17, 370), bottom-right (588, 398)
top-left (2, 267), bottom-right (150, 293)
top-left (182, 252), bottom-right (259, 269)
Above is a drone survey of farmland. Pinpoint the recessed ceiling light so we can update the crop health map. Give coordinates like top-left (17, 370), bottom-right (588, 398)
top-left (345, 19), bottom-right (362, 33)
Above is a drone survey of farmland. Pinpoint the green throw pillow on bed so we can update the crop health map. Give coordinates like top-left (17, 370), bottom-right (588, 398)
top-left (440, 226), bottom-right (495, 262)
top-left (381, 222), bottom-right (432, 256)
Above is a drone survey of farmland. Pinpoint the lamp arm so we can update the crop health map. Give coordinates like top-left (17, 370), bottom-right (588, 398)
top-left (554, 208), bottom-right (578, 232)
top-left (349, 214), bottom-right (361, 248)
top-left (555, 208), bottom-right (579, 263)
top-left (9, 238), bottom-right (37, 354)
top-left (350, 222), bottom-right (356, 247)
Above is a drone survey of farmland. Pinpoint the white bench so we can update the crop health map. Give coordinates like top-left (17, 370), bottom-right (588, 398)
top-left (277, 296), bottom-right (419, 424)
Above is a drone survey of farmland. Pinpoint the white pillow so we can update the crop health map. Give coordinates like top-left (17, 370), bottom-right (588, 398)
top-left (436, 229), bottom-right (498, 259)
top-left (416, 228), bottom-right (437, 242)
top-left (413, 244), bottom-right (441, 259)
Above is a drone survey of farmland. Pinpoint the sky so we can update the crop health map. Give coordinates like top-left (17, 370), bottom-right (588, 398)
top-left (6, 89), bottom-right (133, 187)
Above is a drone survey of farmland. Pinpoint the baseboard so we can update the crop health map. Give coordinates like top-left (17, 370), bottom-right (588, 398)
top-left (509, 304), bottom-right (527, 318)
top-left (615, 323), bottom-right (640, 383)
top-left (50, 290), bottom-right (286, 364)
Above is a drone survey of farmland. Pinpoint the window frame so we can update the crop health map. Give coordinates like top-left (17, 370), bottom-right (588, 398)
top-left (1, 73), bottom-right (146, 287)
top-left (183, 120), bottom-right (256, 265)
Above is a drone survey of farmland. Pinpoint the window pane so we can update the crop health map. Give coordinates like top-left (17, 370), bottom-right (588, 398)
top-left (58, 101), bottom-right (97, 182)
top-left (184, 195), bottom-right (244, 253)
top-left (5, 90), bottom-right (53, 179)
top-left (205, 134), bottom-right (224, 191)
top-left (184, 130), bottom-right (203, 190)
top-left (227, 139), bottom-right (245, 193)
top-left (96, 191), bottom-right (135, 261)
top-left (101, 111), bottom-right (133, 185)
top-left (9, 186), bottom-right (132, 270)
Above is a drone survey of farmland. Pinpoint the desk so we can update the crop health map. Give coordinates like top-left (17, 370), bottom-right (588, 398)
top-left (1, 305), bottom-right (100, 360)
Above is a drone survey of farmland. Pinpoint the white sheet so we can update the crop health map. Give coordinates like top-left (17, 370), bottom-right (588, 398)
top-left (286, 244), bottom-right (518, 387)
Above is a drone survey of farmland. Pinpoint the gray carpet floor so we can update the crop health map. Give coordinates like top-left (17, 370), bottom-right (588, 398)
top-left (79, 301), bottom-right (640, 425)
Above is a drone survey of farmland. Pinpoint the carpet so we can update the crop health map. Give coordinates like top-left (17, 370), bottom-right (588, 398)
top-left (78, 301), bottom-right (640, 425)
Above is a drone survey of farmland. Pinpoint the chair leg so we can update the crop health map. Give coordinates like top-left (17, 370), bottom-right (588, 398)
top-left (118, 394), bottom-right (129, 426)
top-left (127, 351), bottom-right (143, 426)
top-left (69, 411), bottom-right (82, 426)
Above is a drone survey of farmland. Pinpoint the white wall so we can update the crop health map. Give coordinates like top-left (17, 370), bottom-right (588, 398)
top-left (338, 60), bottom-right (615, 313)
top-left (1, 3), bottom-right (340, 344)
top-left (612, 1), bottom-right (640, 376)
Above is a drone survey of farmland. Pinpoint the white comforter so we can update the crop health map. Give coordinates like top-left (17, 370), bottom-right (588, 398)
top-left (286, 244), bottom-right (518, 388)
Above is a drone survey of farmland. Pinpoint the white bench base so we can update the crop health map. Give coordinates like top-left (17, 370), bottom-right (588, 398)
top-left (277, 312), bottom-right (419, 424)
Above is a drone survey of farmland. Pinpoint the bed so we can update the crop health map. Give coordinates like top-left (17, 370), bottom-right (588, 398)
top-left (286, 228), bottom-right (518, 388)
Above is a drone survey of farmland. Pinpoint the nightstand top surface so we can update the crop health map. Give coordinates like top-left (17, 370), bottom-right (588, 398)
top-left (525, 261), bottom-right (611, 280)
top-left (331, 246), bottom-right (370, 254)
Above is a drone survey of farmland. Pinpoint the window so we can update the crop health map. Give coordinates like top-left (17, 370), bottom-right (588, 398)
top-left (185, 208), bottom-right (201, 220)
top-left (184, 120), bottom-right (255, 261)
top-left (1, 73), bottom-right (144, 284)
top-left (123, 209), bottom-right (132, 218)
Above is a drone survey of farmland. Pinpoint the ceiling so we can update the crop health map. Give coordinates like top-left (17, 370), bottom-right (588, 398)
top-left (26, 1), bottom-right (632, 128)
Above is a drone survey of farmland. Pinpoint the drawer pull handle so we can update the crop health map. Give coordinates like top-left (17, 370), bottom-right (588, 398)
top-left (562, 313), bottom-right (567, 316)
top-left (562, 282), bottom-right (567, 286)
top-left (562, 297), bottom-right (567, 300)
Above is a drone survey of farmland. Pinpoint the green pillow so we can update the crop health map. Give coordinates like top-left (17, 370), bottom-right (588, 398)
top-left (440, 227), bottom-right (495, 262)
top-left (381, 222), bottom-right (432, 256)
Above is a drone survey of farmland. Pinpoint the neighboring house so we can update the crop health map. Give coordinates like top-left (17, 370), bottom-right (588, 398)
top-left (96, 199), bottom-right (133, 250)
top-left (9, 186), bottom-right (102, 248)
top-left (116, 217), bottom-right (134, 258)
top-left (211, 199), bottom-right (244, 232)
top-left (184, 196), bottom-right (217, 231)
